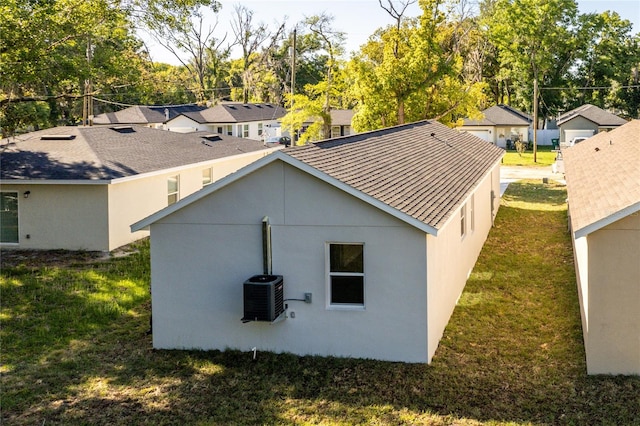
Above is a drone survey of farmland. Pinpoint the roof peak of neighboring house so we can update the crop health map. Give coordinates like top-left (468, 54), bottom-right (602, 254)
top-left (557, 103), bottom-right (627, 127)
top-left (563, 119), bottom-right (640, 238)
top-left (461, 104), bottom-right (532, 127)
top-left (0, 125), bottom-right (273, 181)
top-left (133, 119), bottom-right (504, 235)
top-left (93, 104), bottom-right (206, 125)
top-left (168, 102), bottom-right (288, 124)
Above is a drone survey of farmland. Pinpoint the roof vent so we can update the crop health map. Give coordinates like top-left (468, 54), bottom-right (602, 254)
top-left (228, 105), bottom-right (236, 110)
top-left (110, 126), bottom-right (135, 134)
top-left (243, 104), bottom-right (251, 109)
top-left (41, 134), bottom-right (75, 140)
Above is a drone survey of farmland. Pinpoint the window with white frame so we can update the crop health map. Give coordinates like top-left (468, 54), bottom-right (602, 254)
top-left (242, 124), bottom-right (249, 138)
top-left (331, 126), bottom-right (341, 138)
top-left (258, 123), bottom-right (263, 136)
top-left (167, 175), bottom-right (180, 205)
top-left (0, 192), bottom-right (19, 243)
top-left (460, 203), bottom-right (467, 238)
top-left (327, 243), bottom-right (364, 307)
top-left (225, 125), bottom-right (233, 136)
top-left (202, 168), bottom-right (213, 187)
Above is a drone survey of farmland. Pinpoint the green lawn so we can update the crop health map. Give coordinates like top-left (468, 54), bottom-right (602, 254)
top-left (502, 145), bottom-right (557, 167)
top-left (2, 181), bottom-right (639, 425)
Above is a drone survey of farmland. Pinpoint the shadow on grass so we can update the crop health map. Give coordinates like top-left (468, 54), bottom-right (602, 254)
top-left (2, 185), bottom-right (639, 425)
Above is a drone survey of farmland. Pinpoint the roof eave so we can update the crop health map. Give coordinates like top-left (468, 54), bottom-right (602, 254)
top-left (132, 150), bottom-right (440, 236)
top-left (573, 201), bottom-right (640, 239)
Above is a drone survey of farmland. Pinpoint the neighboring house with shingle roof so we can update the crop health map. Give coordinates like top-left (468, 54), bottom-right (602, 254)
top-left (557, 104), bottom-right (627, 146)
top-left (0, 125), bottom-right (280, 251)
top-left (457, 104), bottom-right (532, 148)
top-left (329, 109), bottom-right (355, 138)
top-left (131, 120), bottom-right (504, 363)
top-left (165, 103), bottom-right (288, 141)
top-left (93, 104), bottom-right (206, 128)
top-left (563, 120), bottom-right (640, 375)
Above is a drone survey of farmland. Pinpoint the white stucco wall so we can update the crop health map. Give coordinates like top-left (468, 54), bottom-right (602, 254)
top-left (1, 183), bottom-right (109, 251)
top-left (425, 162), bottom-right (501, 360)
top-left (1, 149), bottom-right (278, 252)
top-left (559, 116), bottom-right (597, 144)
top-left (584, 214), bottom-right (640, 375)
top-left (149, 161), bottom-right (433, 362)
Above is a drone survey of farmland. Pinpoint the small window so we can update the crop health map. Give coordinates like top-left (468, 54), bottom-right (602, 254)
top-left (460, 203), bottom-right (467, 238)
top-left (225, 125), bottom-right (233, 136)
top-left (242, 124), bottom-right (249, 138)
top-left (0, 192), bottom-right (19, 244)
top-left (202, 168), bottom-right (213, 187)
top-left (327, 243), bottom-right (364, 307)
top-left (167, 175), bottom-right (179, 205)
top-left (331, 126), bottom-right (341, 138)
top-left (216, 126), bottom-right (223, 134)
top-left (258, 123), bottom-right (263, 136)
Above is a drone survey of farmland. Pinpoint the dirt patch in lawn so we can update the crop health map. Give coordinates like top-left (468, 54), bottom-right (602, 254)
top-left (0, 241), bottom-right (143, 269)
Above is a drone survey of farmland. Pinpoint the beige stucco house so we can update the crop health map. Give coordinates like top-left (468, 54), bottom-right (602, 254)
top-left (458, 104), bottom-right (532, 148)
top-left (557, 104), bottom-right (627, 146)
top-left (563, 120), bottom-right (640, 375)
top-left (132, 120), bottom-right (504, 363)
top-left (165, 103), bottom-right (288, 140)
top-left (0, 125), bottom-right (279, 251)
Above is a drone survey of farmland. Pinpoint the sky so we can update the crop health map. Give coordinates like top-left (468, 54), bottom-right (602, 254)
top-left (142, 0), bottom-right (640, 65)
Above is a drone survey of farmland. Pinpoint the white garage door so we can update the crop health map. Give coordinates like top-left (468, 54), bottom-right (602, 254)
top-left (466, 130), bottom-right (491, 142)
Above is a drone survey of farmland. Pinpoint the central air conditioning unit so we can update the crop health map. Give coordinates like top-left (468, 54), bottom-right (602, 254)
top-left (242, 274), bottom-right (284, 322)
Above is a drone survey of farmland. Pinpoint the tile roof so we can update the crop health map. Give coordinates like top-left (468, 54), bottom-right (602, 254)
top-left (462, 104), bottom-right (532, 127)
top-left (1, 126), bottom-right (270, 181)
top-left (175, 103), bottom-right (287, 124)
top-left (93, 105), bottom-right (206, 125)
top-left (563, 120), bottom-right (640, 237)
top-left (557, 104), bottom-right (627, 127)
top-left (285, 120), bottom-right (504, 230)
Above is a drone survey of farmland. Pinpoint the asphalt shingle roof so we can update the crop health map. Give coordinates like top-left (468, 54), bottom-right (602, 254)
top-left (177, 103), bottom-right (287, 124)
top-left (1, 126), bottom-right (270, 181)
top-left (563, 120), bottom-right (640, 237)
top-left (462, 104), bottom-right (532, 127)
top-left (93, 105), bottom-right (206, 125)
top-left (557, 104), bottom-right (627, 127)
top-left (285, 120), bottom-right (504, 230)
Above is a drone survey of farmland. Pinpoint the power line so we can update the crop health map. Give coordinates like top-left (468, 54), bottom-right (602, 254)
top-left (540, 84), bottom-right (640, 90)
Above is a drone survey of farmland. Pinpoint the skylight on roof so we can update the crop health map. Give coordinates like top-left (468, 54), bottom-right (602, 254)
top-left (110, 126), bottom-right (136, 133)
top-left (202, 134), bottom-right (221, 142)
top-left (40, 134), bottom-right (75, 140)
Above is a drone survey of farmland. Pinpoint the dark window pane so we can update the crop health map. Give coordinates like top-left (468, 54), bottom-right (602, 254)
top-left (0, 192), bottom-right (19, 243)
top-left (331, 276), bottom-right (364, 304)
top-left (330, 244), bottom-right (363, 272)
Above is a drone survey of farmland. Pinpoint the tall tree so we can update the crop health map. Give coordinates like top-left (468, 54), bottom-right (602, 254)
top-left (0, 0), bottom-right (148, 133)
top-left (482, 0), bottom-right (578, 113)
top-left (349, 0), bottom-right (486, 131)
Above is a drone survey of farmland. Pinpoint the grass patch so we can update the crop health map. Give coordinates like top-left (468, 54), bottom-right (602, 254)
top-left (2, 184), bottom-right (639, 425)
top-left (502, 145), bottom-right (557, 166)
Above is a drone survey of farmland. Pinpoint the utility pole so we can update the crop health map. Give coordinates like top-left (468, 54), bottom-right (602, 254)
top-left (290, 28), bottom-right (296, 145)
top-left (83, 35), bottom-right (93, 126)
top-left (533, 77), bottom-right (538, 163)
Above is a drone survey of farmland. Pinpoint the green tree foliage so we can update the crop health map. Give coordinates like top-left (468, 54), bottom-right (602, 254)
top-left (570, 11), bottom-right (640, 117)
top-left (349, 0), bottom-right (486, 131)
top-left (280, 14), bottom-right (347, 143)
top-left (482, 0), bottom-right (579, 113)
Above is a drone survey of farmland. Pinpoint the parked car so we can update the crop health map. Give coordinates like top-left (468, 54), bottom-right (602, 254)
top-left (265, 136), bottom-right (291, 147)
top-left (569, 136), bottom-right (589, 146)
